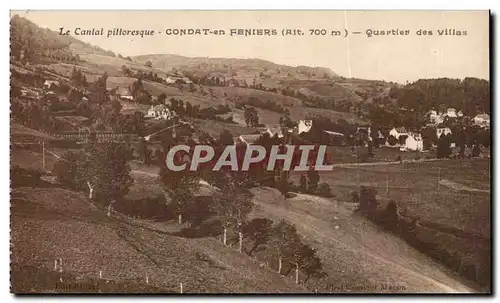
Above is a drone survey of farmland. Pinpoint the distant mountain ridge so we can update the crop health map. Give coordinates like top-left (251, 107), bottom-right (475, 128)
top-left (132, 54), bottom-right (339, 79)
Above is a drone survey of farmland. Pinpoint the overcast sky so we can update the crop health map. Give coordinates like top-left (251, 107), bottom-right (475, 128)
top-left (13, 10), bottom-right (489, 83)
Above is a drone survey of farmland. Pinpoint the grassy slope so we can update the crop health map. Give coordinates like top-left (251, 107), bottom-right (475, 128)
top-left (298, 159), bottom-right (491, 238)
top-left (126, 161), bottom-right (480, 293)
top-left (249, 187), bottom-right (476, 293)
top-left (290, 158), bottom-right (490, 290)
top-left (10, 187), bottom-right (307, 293)
top-left (10, 143), bottom-right (306, 293)
top-left (46, 53), bottom-right (370, 125)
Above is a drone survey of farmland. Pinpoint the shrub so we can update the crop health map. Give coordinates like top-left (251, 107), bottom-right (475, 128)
top-left (350, 190), bottom-right (359, 203)
top-left (52, 151), bottom-right (86, 189)
top-left (317, 182), bottom-right (333, 197)
top-left (359, 186), bottom-right (378, 218)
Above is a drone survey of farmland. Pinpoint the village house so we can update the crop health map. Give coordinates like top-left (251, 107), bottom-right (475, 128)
top-left (43, 80), bottom-right (59, 90)
top-left (146, 104), bottom-right (175, 120)
top-left (357, 126), bottom-right (371, 136)
top-left (20, 88), bottom-right (39, 98)
top-left (235, 134), bottom-right (262, 145)
top-left (427, 110), bottom-right (443, 125)
top-left (324, 130), bottom-right (345, 145)
top-left (298, 120), bottom-right (313, 134)
top-left (473, 113), bottom-right (490, 128)
top-left (117, 87), bottom-right (133, 101)
top-left (227, 78), bottom-right (239, 87)
top-left (164, 76), bottom-right (188, 85)
top-left (436, 127), bottom-right (452, 138)
top-left (164, 76), bottom-right (178, 85)
top-left (405, 133), bottom-right (424, 151)
top-left (389, 127), bottom-right (408, 140)
top-left (446, 108), bottom-right (457, 118)
top-left (264, 125), bottom-right (284, 138)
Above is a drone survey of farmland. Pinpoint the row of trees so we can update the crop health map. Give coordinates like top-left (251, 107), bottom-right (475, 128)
top-left (236, 96), bottom-right (289, 114)
top-left (71, 67), bottom-right (88, 88)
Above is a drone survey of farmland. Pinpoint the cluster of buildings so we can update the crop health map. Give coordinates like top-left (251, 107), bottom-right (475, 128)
top-left (163, 76), bottom-right (193, 85)
top-left (427, 108), bottom-right (490, 129)
top-left (146, 104), bottom-right (176, 120)
top-left (427, 108), bottom-right (464, 124)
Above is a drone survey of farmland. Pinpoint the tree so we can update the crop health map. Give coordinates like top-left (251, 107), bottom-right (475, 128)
top-left (145, 60), bottom-right (152, 68)
top-left (472, 144), bottom-right (481, 157)
top-left (279, 114), bottom-right (298, 129)
top-left (53, 151), bottom-right (87, 189)
top-left (291, 242), bottom-right (323, 284)
top-left (138, 137), bottom-right (150, 165)
top-left (437, 133), bottom-right (452, 159)
top-left (244, 218), bottom-right (273, 256)
top-left (212, 179), bottom-right (254, 250)
top-left (299, 174), bottom-right (308, 193)
top-left (278, 170), bottom-right (290, 197)
top-left (157, 93), bottom-right (167, 104)
top-left (317, 182), bottom-right (332, 197)
top-left (359, 186), bottom-right (378, 218)
top-left (307, 169), bottom-right (320, 193)
top-left (387, 135), bottom-right (398, 146)
top-left (159, 162), bottom-right (200, 225)
top-left (135, 90), bottom-right (152, 104)
top-left (270, 220), bottom-right (301, 275)
top-left (94, 72), bottom-right (109, 104)
top-left (101, 99), bottom-right (123, 130)
top-left (219, 130), bottom-right (234, 146)
top-left (422, 127), bottom-right (437, 150)
top-left (185, 101), bottom-right (193, 119)
top-left (398, 135), bottom-right (408, 146)
top-left (244, 106), bottom-right (259, 127)
top-left (131, 78), bottom-right (145, 99)
top-left (83, 142), bottom-right (134, 203)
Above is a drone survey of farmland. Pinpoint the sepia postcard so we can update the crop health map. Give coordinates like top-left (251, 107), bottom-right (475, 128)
top-left (9, 10), bottom-right (491, 294)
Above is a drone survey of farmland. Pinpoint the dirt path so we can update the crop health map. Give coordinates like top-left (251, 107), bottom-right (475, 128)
top-left (439, 179), bottom-right (490, 193)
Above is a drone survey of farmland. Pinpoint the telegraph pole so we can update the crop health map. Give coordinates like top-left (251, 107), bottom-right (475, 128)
top-left (386, 174), bottom-right (389, 195)
top-left (437, 168), bottom-right (441, 189)
top-left (42, 141), bottom-right (45, 171)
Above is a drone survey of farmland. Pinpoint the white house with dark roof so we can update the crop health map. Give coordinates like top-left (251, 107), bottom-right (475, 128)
top-left (473, 113), bottom-right (490, 128)
top-left (117, 87), bottom-right (133, 101)
top-left (389, 127), bottom-right (408, 139)
top-left (298, 120), bottom-right (313, 134)
top-left (264, 125), bottom-right (284, 138)
top-left (436, 127), bottom-right (452, 138)
top-left (43, 80), bottom-right (59, 90)
top-left (446, 108), bottom-right (457, 118)
top-left (146, 104), bottom-right (175, 120)
top-left (405, 133), bottom-right (423, 151)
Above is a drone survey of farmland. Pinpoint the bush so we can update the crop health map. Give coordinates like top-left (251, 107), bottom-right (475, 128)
top-left (317, 182), bottom-right (333, 197)
top-left (359, 186), bottom-right (378, 218)
top-left (52, 151), bottom-right (87, 189)
top-left (115, 196), bottom-right (170, 220)
top-left (350, 190), bottom-right (359, 203)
